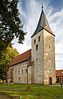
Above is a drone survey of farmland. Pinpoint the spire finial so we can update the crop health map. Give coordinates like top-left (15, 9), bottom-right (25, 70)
top-left (42, 0), bottom-right (43, 10)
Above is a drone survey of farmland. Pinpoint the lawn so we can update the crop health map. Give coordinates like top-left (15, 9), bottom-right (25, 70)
top-left (0, 84), bottom-right (63, 99)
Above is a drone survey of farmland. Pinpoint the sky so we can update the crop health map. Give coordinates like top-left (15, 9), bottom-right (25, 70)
top-left (12, 0), bottom-right (63, 70)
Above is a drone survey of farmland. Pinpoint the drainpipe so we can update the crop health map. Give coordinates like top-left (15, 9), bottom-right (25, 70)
top-left (27, 66), bottom-right (28, 84)
top-left (60, 76), bottom-right (62, 87)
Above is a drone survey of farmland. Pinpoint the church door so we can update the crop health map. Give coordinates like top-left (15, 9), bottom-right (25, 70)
top-left (49, 77), bottom-right (52, 85)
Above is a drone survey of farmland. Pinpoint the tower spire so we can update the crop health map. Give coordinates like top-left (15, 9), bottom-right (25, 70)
top-left (31, 1), bottom-right (54, 37)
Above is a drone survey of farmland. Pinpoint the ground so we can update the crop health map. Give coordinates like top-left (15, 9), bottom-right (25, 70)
top-left (0, 84), bottom-right (63, 99)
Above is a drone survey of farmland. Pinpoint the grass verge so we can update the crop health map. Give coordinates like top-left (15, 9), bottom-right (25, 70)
top-left (0, 84), bottom-right (63, 99)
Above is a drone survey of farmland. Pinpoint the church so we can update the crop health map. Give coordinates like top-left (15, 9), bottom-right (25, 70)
top-left (7, 7), bottom-right (56, 85)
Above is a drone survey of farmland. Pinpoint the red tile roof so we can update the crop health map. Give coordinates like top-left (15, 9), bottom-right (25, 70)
top-left (56, 70), bottom-right (63, 77)
top-left (10, 49), bottom-right (31, 66)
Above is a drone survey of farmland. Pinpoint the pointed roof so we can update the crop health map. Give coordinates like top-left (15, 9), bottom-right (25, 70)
top-left (31, 7), bottom-right (55, 37)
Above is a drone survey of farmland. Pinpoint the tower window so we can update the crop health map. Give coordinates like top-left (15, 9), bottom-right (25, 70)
top-left (36, 44), bottom-right (38, 51)
top-left (49, 44), bottom-right (51, 48)
top-left (25, 69), bottom-right (27, 73)
top-left (34, 39), bottom-right (36, 44)
top-left (38, 36), bottom-right (40, 42)
top-left (36, 58), bottom-right (38, 61)
top-left (22, 69), bottom-right (23, 73)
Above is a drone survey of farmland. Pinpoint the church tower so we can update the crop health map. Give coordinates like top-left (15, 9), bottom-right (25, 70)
top-left (31, 7), bottom-right (56, 85)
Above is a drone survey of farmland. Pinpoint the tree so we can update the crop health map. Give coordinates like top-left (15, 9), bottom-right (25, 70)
top-left (0, 45), bottom-right (19, 80)
top-left (0, 0), bottom-right (25, 51)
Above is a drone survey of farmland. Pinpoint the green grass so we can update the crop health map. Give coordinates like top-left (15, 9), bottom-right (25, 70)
top-left (0, 84), bottom-right (63, 99)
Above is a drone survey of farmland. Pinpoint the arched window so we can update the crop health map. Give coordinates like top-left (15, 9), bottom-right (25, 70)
top-left (22, 69), bottom-right (23, 73)
top-left (38, 36), bottom-right (40, 42)
top-left (34, 39), bottom-right (36, 44)
top-left (36, 44), bottom-right (38, 51)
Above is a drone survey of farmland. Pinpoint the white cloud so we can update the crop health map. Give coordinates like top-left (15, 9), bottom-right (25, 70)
top-left (13, 0), bottom-right (41, 53)
top-left (47, 9), bottom-right (63, 70)
top-left (13, 0), bottom-right (63, 70)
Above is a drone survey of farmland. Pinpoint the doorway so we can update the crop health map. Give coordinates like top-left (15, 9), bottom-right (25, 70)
top-left (49, 77), bottom-right (52, 85)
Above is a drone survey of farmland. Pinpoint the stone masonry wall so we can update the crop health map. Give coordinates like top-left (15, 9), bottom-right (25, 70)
top-left (44, 30), bottom-right (56, 85)
top-left (7, 60), bottom-right (31, 84)
top-left (31, 30), bottom-right (44, 84)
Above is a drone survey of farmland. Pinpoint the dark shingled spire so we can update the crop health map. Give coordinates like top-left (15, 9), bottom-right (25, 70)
top-left (31, 6), bottom-right (54, 37)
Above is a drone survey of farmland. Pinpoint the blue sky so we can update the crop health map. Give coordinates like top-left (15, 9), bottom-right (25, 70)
top-left (12, 0), bottom-right (63, 70)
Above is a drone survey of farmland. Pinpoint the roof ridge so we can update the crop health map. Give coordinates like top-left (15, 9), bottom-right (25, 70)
top-left (14, 49), bottom-right (31, 58)
top-left (10, 49), bottom-right (31, 66)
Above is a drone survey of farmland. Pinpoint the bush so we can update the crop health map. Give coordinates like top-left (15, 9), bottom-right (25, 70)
top-left (26, 86), bottom-right (32, 92)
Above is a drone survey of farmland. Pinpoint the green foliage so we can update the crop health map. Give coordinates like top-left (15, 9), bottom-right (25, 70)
top-left (0, 0), bottom-right (25, 79)
top-left (21, 95), bottom-right (33, 99)
top-left (0, 0), bottom-right (25, 51)
top-left (26, 86), bottom-right (32, 92)
top-left (0, 45), bottom-right (19, 80)
top-left (0, 84), bottom-right (63, 99)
